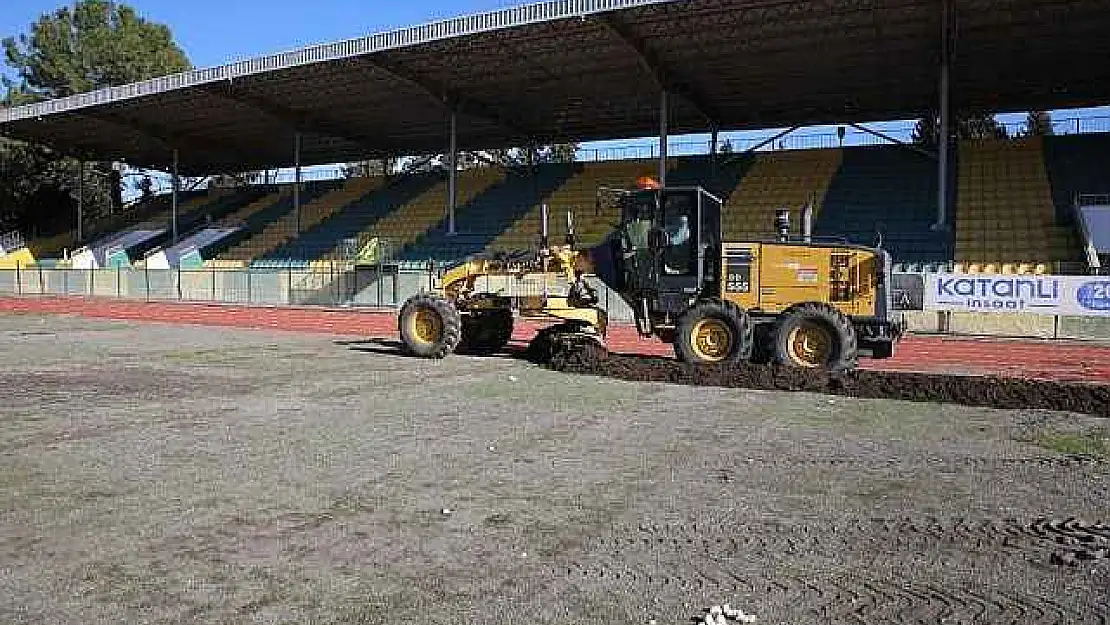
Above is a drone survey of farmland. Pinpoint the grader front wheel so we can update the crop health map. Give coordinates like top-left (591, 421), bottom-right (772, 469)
top-left (398, 293), bottom-right (462, 358)
top-left (673, 299), bottom-right (752, 366)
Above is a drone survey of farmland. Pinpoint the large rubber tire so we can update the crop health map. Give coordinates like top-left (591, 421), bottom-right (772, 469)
top-left (673, 299), bottom-right (752, 366)
top-left (398, 293), bottom-right (462, 359)
top-left (748, 322), bottom-right (775, 365)
top-left (457, 309), bottom-right (514, 355)
top-left (770, 302), bottom-right (858, 371)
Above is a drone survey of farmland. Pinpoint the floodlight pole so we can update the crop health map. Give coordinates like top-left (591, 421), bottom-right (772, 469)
top-left (659, 90), bottom-right (669, 187)
top-left (934, 0), bottom-right (951, 231)
top-left (294, 132), bottom-right (302, 234)
top-left (172, 149), bottom-right (180, 244)
top-left (447, 110), bottom-right (458, 236)
top-left (76, 160), bottom-right (84, 243)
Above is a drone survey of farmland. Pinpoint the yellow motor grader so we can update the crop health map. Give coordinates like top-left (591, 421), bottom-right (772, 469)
top-left (397, 178), bottom-right (903, 370)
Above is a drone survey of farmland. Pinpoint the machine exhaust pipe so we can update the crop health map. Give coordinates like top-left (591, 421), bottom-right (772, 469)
top-left (802, 200), bottom-right (813, 243)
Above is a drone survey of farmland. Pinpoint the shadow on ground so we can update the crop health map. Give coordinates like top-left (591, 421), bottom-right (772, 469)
top-left (337, 337), bottom-right (549, 363)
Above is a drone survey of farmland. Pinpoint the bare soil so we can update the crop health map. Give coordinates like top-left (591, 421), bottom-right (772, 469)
top-left (534, 339), bottom-right (1110, 417)
top-left (0, 312), bottom-right (1108, 625)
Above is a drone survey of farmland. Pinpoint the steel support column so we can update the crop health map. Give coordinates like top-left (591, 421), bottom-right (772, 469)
top-left (709, 125), bottom-right (720, 177)
top-left (294, 132), bottom-right (302, 234)
top-left (172, 149), bottom-right (180, 244)
top-left (934, 0), bottom-right (951, 231)
top-left (659, 90), bottom-right (669, 187)
top-left (76, 160), bottom-right (84, 244)
top-left (447, 111), bottom-right (458, 236)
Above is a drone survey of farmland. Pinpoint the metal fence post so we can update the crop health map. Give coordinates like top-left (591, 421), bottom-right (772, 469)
top-left (377, 265), bottom-right (383, 307)
top-left (144, 265), bottom-right (150, 301)
top-left (246, 269), bottom-right (252, 304)
top-left (116, 266), bottom-right (121, 298)
top-left (287, 267), bottom-right (293, 306)
top-left (39, 264), bottom-right (44, 296)
top-left (211, 268), bottom-right (216, 302)
top-left (176, 265), bottom-right (182, 301)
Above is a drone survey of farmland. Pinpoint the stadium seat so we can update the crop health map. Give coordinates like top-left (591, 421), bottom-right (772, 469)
top-left (0, 248), bottom-right (36, 269)
top-left (220, 176), bottom-right (385, 262)
top-left (486, 158), bottom-right (665, 252)
top-left (815, 145), bottom-right (953, 262)
top-left (213, 182), bottom-right (349, 261)
top-left (728, 148), bottom-right (844, 240)
top-left (396, 162), bottom-right (580, 263)
top-left (360, 166), bottom-right (506, 263)
top-left (954, 137), bottom-right (1083, 267)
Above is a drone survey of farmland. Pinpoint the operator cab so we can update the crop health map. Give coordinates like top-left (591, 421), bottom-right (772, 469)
top-left (612, 179), bottom-right (723, 320)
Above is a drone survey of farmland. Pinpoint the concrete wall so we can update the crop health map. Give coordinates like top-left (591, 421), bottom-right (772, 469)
top-left (946, 312), bottom-right (1059, 339)
top-left (1, 267), bottom-right (1108, 343)
top-left (1058, 316), bottom-right (1110, 341)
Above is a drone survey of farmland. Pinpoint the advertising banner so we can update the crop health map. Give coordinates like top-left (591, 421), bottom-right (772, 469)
top-left (924, 273), bottom-right (1110, 317)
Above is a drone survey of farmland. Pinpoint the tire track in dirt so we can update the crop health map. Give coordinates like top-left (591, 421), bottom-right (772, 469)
top-left (710, 455), bottom-right (1110, 484)
top-left (585, 516), bottom-right (1110, 562)
top-left (715, 455), bottom-right (1107, 474)
top-left (551, 518), bottom-right (1107, 624)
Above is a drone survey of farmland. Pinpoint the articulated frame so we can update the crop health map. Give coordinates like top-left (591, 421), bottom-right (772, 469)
top-left (431, 244), bottom-right (609, 337)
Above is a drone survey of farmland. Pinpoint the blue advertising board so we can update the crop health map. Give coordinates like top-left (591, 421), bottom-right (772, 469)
top-left (924, 273), bottom-right (1110, 317)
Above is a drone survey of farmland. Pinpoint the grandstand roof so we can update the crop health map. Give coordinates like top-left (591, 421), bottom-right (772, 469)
top-left (2, 0), bottom-right (1109, 176)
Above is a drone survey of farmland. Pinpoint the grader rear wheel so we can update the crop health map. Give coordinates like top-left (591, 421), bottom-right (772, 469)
top-left (398, 293), bottom-right (462, 358)
top-left (771, 302), bottom-right (858, 370)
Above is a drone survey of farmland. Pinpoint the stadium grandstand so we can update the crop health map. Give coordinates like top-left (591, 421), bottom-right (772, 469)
top-left (2, 0), bottom-right (1110, 277)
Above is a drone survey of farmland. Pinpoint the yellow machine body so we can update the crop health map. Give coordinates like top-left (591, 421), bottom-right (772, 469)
top-left (434, 244), bottom-right (607, 334)
top-left (719, 242), bottom-right (881, 318)
top-left (396, 179), bottom-right (901, 368)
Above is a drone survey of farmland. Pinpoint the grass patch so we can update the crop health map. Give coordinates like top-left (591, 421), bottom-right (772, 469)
top-left (783, 395), bottom-right (951, 438)
top-left (161, 344), bottom-right (290, 365)
top-left (1032, 430), bottom-right (1110, 459)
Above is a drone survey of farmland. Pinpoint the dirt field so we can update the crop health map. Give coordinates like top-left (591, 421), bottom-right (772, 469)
top-left (1, 312), bottom-right (1108, 625)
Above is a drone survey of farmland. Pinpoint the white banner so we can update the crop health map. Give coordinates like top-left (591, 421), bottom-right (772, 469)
top-left (924, 273), bottom-right (1110, 317)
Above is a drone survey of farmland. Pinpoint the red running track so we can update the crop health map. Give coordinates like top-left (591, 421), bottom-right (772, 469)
top-left (1, 296), bottom-right (1108, 384)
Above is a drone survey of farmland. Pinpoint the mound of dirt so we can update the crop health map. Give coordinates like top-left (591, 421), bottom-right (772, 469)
top-left (535, 342), bottom-right (1110, 417)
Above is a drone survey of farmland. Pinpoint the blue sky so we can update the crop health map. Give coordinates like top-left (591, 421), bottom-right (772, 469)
top-left (3, 0), bottom-right (1108, 162)
top-left (2, 0), bottom-right (523, 72)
